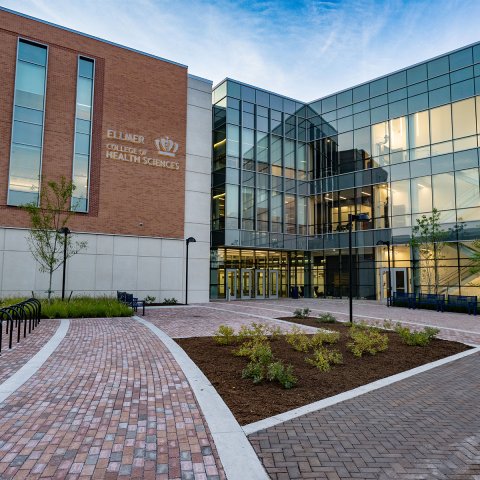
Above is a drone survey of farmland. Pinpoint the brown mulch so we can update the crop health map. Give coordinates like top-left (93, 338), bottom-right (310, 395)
top-left (176, 318), bottom-right (470, 425)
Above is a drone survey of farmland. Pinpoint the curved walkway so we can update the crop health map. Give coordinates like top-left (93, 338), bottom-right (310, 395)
top-left (0, 318), bottom-right (224, 479)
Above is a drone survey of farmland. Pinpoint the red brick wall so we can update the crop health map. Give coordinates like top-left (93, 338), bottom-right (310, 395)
top-left (0, 9), bottom-right (188, 238)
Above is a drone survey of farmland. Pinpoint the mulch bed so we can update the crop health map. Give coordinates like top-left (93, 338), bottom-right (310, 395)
top-left (176, 318), bottom-right (470, 425)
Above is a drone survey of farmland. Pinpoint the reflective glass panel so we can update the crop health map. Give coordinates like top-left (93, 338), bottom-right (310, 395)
top-left (411, 176), bottom-right (432, 213)
top-left (432, 173), bottom-right (455, 211)
top-left (455, 168), bottom-right (480, 208)
top-left (409, 110), bottom-right (429, 147)
top-left (452, 98), bottom-right (476, 138)
top-left (430, 104), bottom-right (452, 144)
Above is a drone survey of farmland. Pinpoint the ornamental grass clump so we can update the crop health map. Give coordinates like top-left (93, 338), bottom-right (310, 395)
top-left (306, 347), bottom-right (343, 372)
top-left (347, 324), bottom-right (388, 357)
top-left (316, 313), bottom-right (337, 324)
top-left (213, 325), bottom-right (237, 345)
top-left (293, 307), bottom-right (311, 319)
top-left (395, 325), bottom-right (440, 346)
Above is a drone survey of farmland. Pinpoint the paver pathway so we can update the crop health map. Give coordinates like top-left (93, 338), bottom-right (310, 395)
top-left (0, 319), bottom-right (60, 384)
top-left (0, 318), bottom-right (224, 479)
top-left (249, 351), bottom-right (480, 479)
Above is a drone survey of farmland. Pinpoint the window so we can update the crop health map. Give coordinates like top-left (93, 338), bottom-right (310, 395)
top-left (430, 104), bottom-right (452, 144)
top-left (452, 98), bottom-right (476, 139)
top-left (8, 39), bottom-right (47, 206)
top-left (72, 57), bottom-right (95, 212)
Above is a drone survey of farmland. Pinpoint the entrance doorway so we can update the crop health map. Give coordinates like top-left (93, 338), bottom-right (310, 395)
top-left (255, 269), bottom-right (265, 298)
top-left (269, 270), bottom-right (279, 299)
top-left (241, 269), bottom-right (252, 299)
top-left (380, 267), bottom-right (408, 301)
top-left (226, 269), bottom-right (237, 300)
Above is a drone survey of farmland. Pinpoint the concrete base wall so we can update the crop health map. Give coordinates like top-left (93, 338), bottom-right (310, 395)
top-left (0, 227), bottom-right (209, 302)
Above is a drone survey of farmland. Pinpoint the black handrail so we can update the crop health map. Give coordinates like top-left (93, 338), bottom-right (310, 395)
top-left (0, 298), bottom-right (42, 354)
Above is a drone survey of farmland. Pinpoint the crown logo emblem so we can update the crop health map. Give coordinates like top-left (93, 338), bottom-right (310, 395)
top-left (154, 136), bottom-right (179, 157)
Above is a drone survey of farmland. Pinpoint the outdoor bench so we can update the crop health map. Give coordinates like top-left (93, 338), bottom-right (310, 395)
top-left (391, 292), bottom-right (416, 309)
top-left (117, 291), bottom-right (145, 315)
top-left (447, 295), bottom-right (477, 315)
top-left (417, 293), bottom-right (445, 312)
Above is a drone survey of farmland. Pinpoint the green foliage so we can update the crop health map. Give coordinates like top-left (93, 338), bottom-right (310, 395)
top-left (267, 325), bottom-right (283, 340)
top-left (470, 238), bottom-right (480, 276)
top-left (13, 297), bottom-right (133, 318)
top-left (306, 347), bottom-right (343, 372)
top-left (162, 297), bottom-right (178, 305)
top-left (293, 308), bottom-right (311, 319)
top-left (242, 361), bottom-right (265, 384)
top-left (241, 341), bottom-right (274, 384)
top-left (213, 325), bottom-right (237, 345)
top-left (144, 295), bottom-right (156, 304)
top-left (395, 325), bottom-right (440, 346)
top-left (347, 324), bottom-right (389, 357)
top-left (285, 326), bottom-right (311, 352)
top-left (309, 330), bottom-right (340, 348)
top-left (266, 361), bottom-right (297, 389)
top-left (22, 177), bottom-right (87, 300)
top-left (237, 322), bottom-right (269, 343)
top-left (316, 313), bottom-right (337, 324)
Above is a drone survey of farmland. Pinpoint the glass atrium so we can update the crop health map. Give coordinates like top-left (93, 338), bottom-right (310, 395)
top-left (211, 43), bottom-right (480, 300)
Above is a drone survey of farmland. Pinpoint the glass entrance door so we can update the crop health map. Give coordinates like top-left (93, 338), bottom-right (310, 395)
top-left (379, 267), bottom-right (408, 301)
top-left (269, 270), bottom-right (279, 299)
top-left (241, 269), bottom-right (253, 299)
top-left (226, 269), bottom-right (237, 300)
top-left (255, 269), bottom-right (265, 298)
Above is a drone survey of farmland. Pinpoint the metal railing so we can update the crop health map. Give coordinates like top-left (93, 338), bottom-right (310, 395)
top-left (0, 299), bottom-right (42, 353)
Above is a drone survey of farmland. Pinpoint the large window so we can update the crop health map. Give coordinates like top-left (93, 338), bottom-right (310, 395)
top-left (8, 39), bottom-right (48, 206)
top-left (72, 57), bottom-right (94, 212)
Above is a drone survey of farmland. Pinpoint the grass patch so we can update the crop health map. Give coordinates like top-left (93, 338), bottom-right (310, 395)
top-left (0, 296), bottom-right (133, 318)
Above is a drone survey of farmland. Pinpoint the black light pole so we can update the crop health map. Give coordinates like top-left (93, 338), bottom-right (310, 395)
top-left (58, 227), bottom-right (71, 300)
top-left (348, 213), bottom-right (370, 324)
top-left (185, 237), bottom-right (197, 305)
top-left (376, 240), bottom-right (391, 306)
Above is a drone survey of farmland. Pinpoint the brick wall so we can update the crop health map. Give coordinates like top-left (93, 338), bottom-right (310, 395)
top-left (0, 9), bottom-right (188, 239)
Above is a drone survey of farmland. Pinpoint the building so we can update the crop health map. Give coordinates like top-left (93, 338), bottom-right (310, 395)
top-left (211, 46), bottom-right (480, 300)
top-left (0, 7), bottom-right (212, 303)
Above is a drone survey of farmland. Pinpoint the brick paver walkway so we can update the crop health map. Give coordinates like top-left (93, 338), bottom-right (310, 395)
top-left (144, 306), bottom-right (319, 338)
top-left (249, 351), bottom-right (480, 479)
top-left (0, 319), bottom-right (60, 384)
top-left (0, 318), bottom-right (224, 480)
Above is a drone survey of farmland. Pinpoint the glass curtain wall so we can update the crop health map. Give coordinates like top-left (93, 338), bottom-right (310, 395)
top-left (8, 39), bottom-right (48, 206)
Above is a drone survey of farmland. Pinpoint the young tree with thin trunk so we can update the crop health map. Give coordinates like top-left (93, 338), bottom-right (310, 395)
top-left (409, 208), bottom-right (447, 294)
top-left (23, 177), bottom-right (87, 300)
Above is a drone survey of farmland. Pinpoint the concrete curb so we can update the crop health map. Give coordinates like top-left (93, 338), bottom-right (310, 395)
top-left (243, 345), bottom-right (480, 435)
top-left (133, 316), bottom-right (269, 480)
top-left (0, 319), bottom-right (70, 403)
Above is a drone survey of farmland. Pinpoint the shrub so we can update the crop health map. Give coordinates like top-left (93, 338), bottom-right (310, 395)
top-left (162, 297), bottom-right (178, 305)
top-left (293, 307), bottom-right (311, 319)
top-left (347, 324), bottom-right (389, 357)
top-left (266, 361), bottom-right (297, 389)
top-left (213, 325), bottom-right (236, 345)
top-left (268, 325), bottom-right (283, 340)
top-left (316, 313), bottom-right (337, 323)
top-left (306, 347), bottom-right (343, 372)
top-left (395, 325), bottom-right (440, 346)
top-left (237, 322), bottom-right (269, 343)
top-left (285, 326), bottom-right (311, 352)
top-left (241, 341), bottom-right (274, 384)
top-left (144, 295), bottom-right (156, 304)
top-left (309, 330), bottom-right (340, 348)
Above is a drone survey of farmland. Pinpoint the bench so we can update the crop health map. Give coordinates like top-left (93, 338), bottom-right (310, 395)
top-left (117, 291), bottom-right (145, 315)
top-left (417, 293), bottom-right (445, 312)
top-left (447, 295), bottom-right (477, 315)
top-left (391, 292), bottom-right (416, 309)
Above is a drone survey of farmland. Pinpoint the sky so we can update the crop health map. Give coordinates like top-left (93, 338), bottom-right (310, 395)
top-left (2, 0), bottom-right (480, 102)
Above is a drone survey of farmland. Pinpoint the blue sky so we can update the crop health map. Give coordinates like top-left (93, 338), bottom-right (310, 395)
top-left (2, 0), bottom-right (480, 101)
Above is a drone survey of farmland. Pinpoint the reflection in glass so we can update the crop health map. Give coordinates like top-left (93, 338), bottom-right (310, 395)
top-left (8, 40), bottom-right (47, 206)
top-left (455, 169), bottom-right (480, 208)
top-left (72, 57), bottom-right (94, 212)
top-left (432, 173), bottom-right (455, 211)
top-left (430, 104), bottom-right (452, 144)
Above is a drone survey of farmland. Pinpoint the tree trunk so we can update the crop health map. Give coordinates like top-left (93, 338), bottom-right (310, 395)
top-left (48, 267), bottom-right (53, 301)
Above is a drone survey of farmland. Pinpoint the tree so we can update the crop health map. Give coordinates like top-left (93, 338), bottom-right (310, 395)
top-left (409, 208), bottom-right (447, 294)
top-left (470, 238), bottom-right (480, 275)
top-left (23, 177), bottom-right (87, 300)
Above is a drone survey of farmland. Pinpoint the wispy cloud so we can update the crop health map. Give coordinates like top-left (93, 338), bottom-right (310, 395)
top-left (2, 0), bottom-right (480, 101)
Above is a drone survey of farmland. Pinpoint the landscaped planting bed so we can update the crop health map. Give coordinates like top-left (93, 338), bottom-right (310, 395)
top-left (176, 318), bottom-right (470, 425)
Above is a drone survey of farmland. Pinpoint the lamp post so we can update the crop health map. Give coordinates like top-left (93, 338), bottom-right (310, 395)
top-left (348, 213), bottom-right (370, 324)
top-left (58, 227), bottom-right (71, 300)
top-left (376, 240), bottom-right (391, 306)
top-left (185, 237), bottom-right (196, 305)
